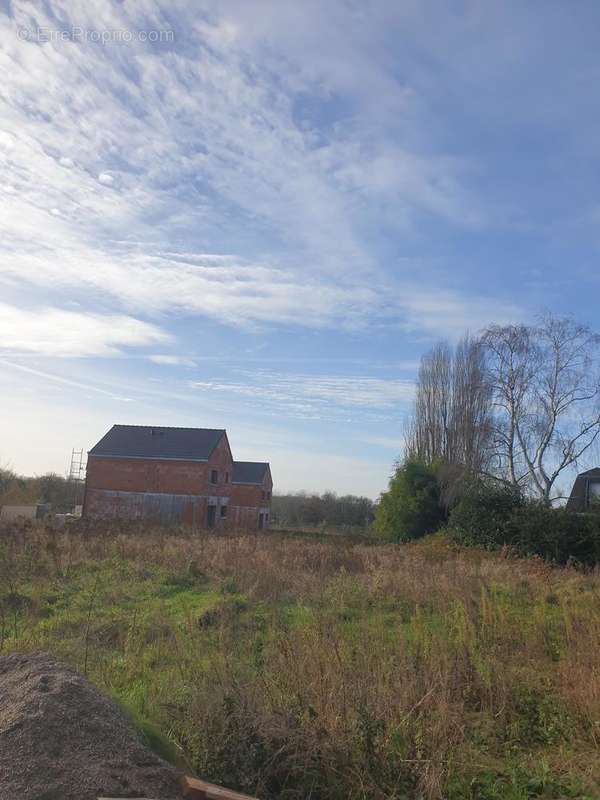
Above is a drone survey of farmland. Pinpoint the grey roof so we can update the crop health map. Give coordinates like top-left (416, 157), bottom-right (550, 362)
top-left (567, 467), bottom-right (600, 512)
top-left (574, 468), bottom-right (600, 478)
top-left (89, 425), bottom-right (226, 461)
top-left (232, 461), bottom-right (269, 485)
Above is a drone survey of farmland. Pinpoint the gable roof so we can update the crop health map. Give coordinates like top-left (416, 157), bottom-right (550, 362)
top-left (574, 468), bottom-right (600, 478)
top-left (567, 467), bottom-right (600, 511)
top-left (89, 425), bottom-right (226, 462)
top-left (232, 461), bottom-right (270, 485)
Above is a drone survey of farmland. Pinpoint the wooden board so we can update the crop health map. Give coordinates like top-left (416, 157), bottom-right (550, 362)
top-left (182, 775), bottom-right (259, 800)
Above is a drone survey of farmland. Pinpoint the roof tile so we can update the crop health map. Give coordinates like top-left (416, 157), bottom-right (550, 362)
top-left (89, 425), bottom-right (225, 461)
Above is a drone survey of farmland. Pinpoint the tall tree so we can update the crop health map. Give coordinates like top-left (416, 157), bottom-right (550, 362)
top-left (406, 334), bottom-right (492, 475)
top-left (483, 315), bottom-right (600, 504)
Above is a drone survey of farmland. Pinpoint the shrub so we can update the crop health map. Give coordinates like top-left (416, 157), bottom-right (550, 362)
top-left (449, 479), bottom-right (525, 549)
top-left (450, 479), bottom-right (600, 565)
top-left (373, 460), bottom-right (445, 542)
top-left (511, 504), bottom-right (600, 565)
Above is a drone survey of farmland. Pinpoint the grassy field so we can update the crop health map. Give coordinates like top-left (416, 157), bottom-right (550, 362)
top-left (1, 522), bottom-right (600, 799)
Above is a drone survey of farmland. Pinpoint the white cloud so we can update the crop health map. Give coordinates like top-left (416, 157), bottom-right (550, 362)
top-left (0, 1), bottom-right (524, 360)
top-left (148, 354), bottom-right (197, 367)
top-left (191, 372), bottom-right (415, 411)
top-left (0, 302), bottom-right (170, 357)
top-left (0, 245), bottom-right (379, 330)
top-left (0, 2), bottom-right (509, 332)
top-left (0, 241), bottom-right (519, 338)
top-left (0, 130), bottom-right (15, 149)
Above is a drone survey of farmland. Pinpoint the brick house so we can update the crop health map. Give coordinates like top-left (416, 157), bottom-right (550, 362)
top-left (231, 461), bottom-right (273, 530)
top-left (83, 425), bottom-right (272, 529)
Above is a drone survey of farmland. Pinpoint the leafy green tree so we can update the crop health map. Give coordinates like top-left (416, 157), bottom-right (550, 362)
top-left (373, 460), bottom-right (445, 542)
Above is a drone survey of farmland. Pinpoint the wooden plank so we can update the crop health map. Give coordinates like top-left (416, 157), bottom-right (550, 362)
top-left (182, 775), bottom-right (259, 800)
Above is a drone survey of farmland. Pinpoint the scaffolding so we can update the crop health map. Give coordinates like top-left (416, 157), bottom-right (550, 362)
top-left (68, 449), bottom-right (86, 511)
top-left (68, 449), bottom-right (86, 482)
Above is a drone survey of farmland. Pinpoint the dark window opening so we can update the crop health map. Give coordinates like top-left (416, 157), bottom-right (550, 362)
top-left (258, 512), bottom-right (265, 530)
top-left (220, 505), bottom-right (227, 518)
top-left (207, 505), bottom-right (216, 528)
top-left (210, 469), bottom-right (218, 484)
top-left (225, 471), bottom-right (229, 483)
top-left (261, 490), bottom-right (266, 500)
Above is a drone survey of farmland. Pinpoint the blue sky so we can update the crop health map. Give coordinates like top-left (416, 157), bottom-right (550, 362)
top-left (1, 1), bottom-right (600, 497)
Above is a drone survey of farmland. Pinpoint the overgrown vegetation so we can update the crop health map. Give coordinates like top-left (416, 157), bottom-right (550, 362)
top-left (0, 467), bottom-right (83, 510)
top-left (2, 521), bottom-right (600, 799)
top-left (271, 491), bottom-right (374, 530)
top-left (373, 460), bottom-right (446, 542)
top-left (450, 478), bottom-right (600, 565)
top-left (375, 466), bottom-right (600, 565)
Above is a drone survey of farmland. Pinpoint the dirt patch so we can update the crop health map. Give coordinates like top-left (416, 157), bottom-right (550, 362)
top-left (0, 651), bottom-right (183, 800)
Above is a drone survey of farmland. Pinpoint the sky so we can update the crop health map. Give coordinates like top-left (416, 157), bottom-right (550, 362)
top-left (1, 1), bottom-right (600, 497)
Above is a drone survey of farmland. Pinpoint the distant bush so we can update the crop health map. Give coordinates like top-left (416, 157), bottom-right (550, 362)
top-left (271, 491), bottom-right (374, 529)
top-left (449, 478), bottom-right (600, 565)
top-left (0, 469), bottom-right (83, 511)
top-left (373, 459), bottom-right (446, 542)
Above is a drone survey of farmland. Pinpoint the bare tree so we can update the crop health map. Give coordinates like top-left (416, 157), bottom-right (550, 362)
top-left (483, 314), bottom-right (600, 504)
top-left (451, 335), bottom-right (493, 473)
top-left (406, 334), bottom-right (493, 475)
top-left (407, 342), bottom-right (453, 463)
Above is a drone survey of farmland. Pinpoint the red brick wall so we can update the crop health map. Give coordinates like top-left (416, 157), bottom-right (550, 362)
top-left (85, 456), bottom-right (208, 494)
top-left (229, 469), bottom-right (272, 530)
top-left (83, 435), bottom-right (272, 531)
top-left (227, 505), bottom-right (261, 529)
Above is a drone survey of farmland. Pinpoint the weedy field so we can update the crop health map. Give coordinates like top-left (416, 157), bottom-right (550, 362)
top-left (1, 522), bottom-right (600, 800)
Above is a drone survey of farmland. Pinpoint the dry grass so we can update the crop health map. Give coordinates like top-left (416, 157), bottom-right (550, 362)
top-left (1, 521), bottom-right (600, 798)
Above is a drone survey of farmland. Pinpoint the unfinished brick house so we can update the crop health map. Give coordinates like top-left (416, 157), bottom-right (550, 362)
top-left (83, 425), bottom-right (272, 530)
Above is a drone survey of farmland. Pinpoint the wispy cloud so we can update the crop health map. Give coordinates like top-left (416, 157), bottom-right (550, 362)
top-left (0, 247), bottom-right (380, 330)
top-left (396, 289), bottom-right (522, 339)
top-left (0, 242), bottom-right (521, 340)
top-left (191, 371), bottom-right (415, 413)
top-left (0, 1), bottom-right (520, 350)
top-left (0, 302), bottom-right (169, 357)
top-left (0, 358), bottom-right (134, 401)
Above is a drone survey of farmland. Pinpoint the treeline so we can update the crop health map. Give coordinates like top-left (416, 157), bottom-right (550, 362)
top-left (405, 314), bottom-right (600, 504)
top-left (375, 313), bottom-right (600, 564)
top-left (0, 468), bottom-right (83, 511)
top-left (271, 491), bottom-right (374, 530)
